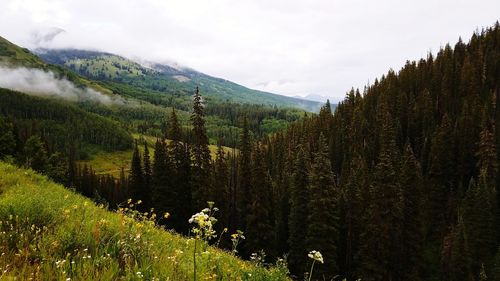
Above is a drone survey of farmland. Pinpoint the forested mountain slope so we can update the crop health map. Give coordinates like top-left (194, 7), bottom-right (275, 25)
top-left (250, 23), bottom-right (500, 280)
top-left (36, 48), bottom-right (323, 112)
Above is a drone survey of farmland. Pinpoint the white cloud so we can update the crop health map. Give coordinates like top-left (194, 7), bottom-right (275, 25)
top-left (0, 0), bottom-right (499, 100)
top-left (0, 65), bottom-right (123, 105)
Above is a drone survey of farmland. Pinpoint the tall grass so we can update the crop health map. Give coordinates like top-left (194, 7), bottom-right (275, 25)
top-left (0, 162), bottom-right (289, 280)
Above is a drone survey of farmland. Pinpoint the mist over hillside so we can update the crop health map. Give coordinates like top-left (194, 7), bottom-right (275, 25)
top-left (0, 64), bottom-right (123, 105)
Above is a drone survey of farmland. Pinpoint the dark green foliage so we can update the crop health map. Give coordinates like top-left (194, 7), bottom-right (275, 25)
top-left (47, 152), bottom-right (68, 184)
top-left (400, 144), bottom-right (424, 281)
top-left (358, 114), bottom-right (403, 281)
top-left (306, 134), bottom-right (339, 279)
top-left (441, 216), bottom-right (473, 281)
top-left (151, 138), bottom-right (175, 226)
top-left (463, 178), bottom-right (497, 278)
top-left (287, 145), bottom-right (309, 276)
top-left (168, 108), bottom-right (192, 233)
top-left (0, 117), bottom-right (15, 159)
top-left (128, 141), bottom-right (144, 203)
top-left (342, 155), bottom-right (368, 280)
top-left (245, 143), bottom-right (275, 258)
top-left (237, 116), bottom-right (252, 230)
top-left (23, 135), bottom-right (48, 173)
top-left (213, 142), bottom-right (229, 230)
top-left (190, 87), bottom-right (212, 210)
top-left (0, 89), bottom-right (132, 152)
top-left (142, 142), bottom-right (152, 208)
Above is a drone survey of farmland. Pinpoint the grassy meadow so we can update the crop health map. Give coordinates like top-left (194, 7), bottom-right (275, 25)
top-left (0, 162), bottom-right (289, 280)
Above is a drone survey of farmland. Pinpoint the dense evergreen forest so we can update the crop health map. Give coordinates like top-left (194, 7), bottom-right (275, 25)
top-left (2, 23), bottom-right (500, 281)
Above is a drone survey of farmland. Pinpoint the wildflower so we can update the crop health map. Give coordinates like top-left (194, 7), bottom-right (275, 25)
top-left (136, 271), bottom-right (143, 278)
top-left (308, 250), bottom-right (324, 264)
top-left (164, 212), bottom-right (170, 219)
top-left (307, 250), bottom-right (324, 281)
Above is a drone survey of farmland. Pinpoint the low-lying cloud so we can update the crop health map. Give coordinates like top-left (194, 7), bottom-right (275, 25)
top-left (0, 65), bottom-right (123, 105)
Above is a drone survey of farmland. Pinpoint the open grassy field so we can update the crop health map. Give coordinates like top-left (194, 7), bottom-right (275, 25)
top-left (0, 162), bottom-right (289, 280)
top-left (79, 134), bottom-right (236, 177)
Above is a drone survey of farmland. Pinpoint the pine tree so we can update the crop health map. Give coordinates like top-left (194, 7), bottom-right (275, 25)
top-left (343, 154), bottom-right (368, 280)
top-left (129, 140), bottom-right (144, 203)
top-left (190, 87), bottom-right (212, 211)
top-left (463, 178), bottom-right (497, 277)
top-left (441, 215), bottom-right (473, 281)
top-left (476, 123), bottom-right (497, 190)
top-left (358, 113), bottom-right (403, 281)
top-left (0, 117), bottom-right (15, 159)
top-left (66, 144), bottom-right (77, 188)
top-left (238, 116), bottom-right (252, 230)
top-left (245, 143), bottom-right (275, 258)
top-left (213, 142), bottom-right (229, 230)
top-left (400, 143), bottom-right (424, 280)
top-left (306, 134), bottom-right (339, 279)
top-left (23, 135), bottom-right (48, 173)
top-left (47, 152), bottom-right (67, 184)
top-left (151, 138), bottom-right (175, 226)
top-left (428, 114), bottom-right (456, 237)
top-left (168, 108), bottom-right (192, 233)
top-left (287, 145), bottom-right (309, 276)
top-left (142, 142), bottom-right (152, 209)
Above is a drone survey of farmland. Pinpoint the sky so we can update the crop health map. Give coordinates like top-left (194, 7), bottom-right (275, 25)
top-left (0, 0), bottom-right (499, 101)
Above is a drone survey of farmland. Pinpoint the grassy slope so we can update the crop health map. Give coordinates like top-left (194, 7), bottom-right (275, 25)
top-left (0, 162), bottom-right (289, 280)
top-left (80, 134), bottom-right (236, 176)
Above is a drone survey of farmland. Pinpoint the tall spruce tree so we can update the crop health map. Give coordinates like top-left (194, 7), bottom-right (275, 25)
top-left (306, 134), bottom-right (339, 279)
top-left (463, 178), bottom-right (497, 278)
top-left (288, 145), bottom-right (309, 276)
top-left (190, 87), bottom-right (212, 211)
top-left (129, 140), bottom-right (145, 203)
top-left (343, 154), bottom-right (368, 281)
top-left (151, 138), bottom-right (175, 226)
top-left (169, 108), bottom-right (192, 233)
top-left (213, 141), bottom-right (229, 230)
top-left (23, 135), bottom-right (48, 173)
top-left (358, 112), bottom-right (403, 281)
top-left (400, 143), bottom-right (424, 280)
top-left (0, 117), bottom-right (15, 159)
top-left (143, 142), bottom-right (152, 209)
top-left (245, 143), bottom-right (275, 258)
top-left (441, 214), bottom-right (473, 281)
top-left (238, 116), bottom-right (252, 230)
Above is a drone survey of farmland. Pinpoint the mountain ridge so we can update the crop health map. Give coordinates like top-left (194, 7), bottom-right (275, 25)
top-left (35, 47), bottom-right (324, 112)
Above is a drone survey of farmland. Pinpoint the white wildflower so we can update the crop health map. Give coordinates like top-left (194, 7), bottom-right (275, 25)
top-left (308, 250), bottom-right (324, 264)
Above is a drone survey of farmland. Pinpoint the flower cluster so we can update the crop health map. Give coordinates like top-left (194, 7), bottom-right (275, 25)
top-left (230, 230), bottom-right (245, 254)
top-left (188, 202), bottom-right (218, 241)
top-left (308, 250), bottom-right (324, 264)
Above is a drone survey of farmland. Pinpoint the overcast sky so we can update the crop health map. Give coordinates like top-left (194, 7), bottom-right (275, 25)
top-left (0, 0), bottom-right (499, 101)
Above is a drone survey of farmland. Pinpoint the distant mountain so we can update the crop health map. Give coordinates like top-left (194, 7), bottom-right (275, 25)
top-left (293, 93), bottom-right (334, 103)
top-left (35, 48), bottom-right (323, 112)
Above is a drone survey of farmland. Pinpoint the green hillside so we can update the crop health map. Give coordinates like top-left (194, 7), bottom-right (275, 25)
top-left (36, 48), bottom-right (323, 112)
top-left (0, 162), bottom-right (289, 280)
top-left (0, 88), bottom-right (132, 152)
top-left (0, 36), bottom-right (114, 96)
